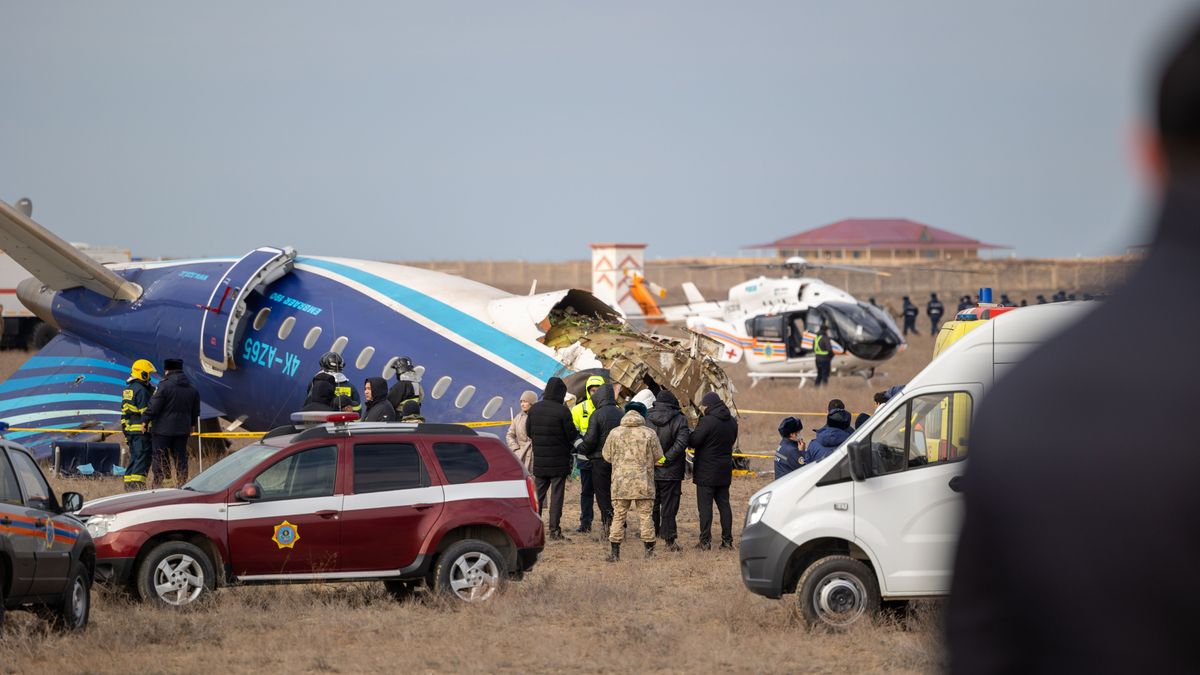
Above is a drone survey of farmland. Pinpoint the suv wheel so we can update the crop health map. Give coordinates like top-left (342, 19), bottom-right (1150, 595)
top-left (49, 562), bottom-right (91, 631)
top-left (136, 541), bottom-right (215, 607)
top-left (434, 540), bottom-right (506, 603)
top-left (796, 555), bottom-right (880, 629)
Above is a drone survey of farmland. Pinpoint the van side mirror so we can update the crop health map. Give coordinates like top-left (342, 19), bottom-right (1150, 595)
top-left (847, 440), bottom-right (875, 481)
top-left (60, 491), bottom-right (84, 513)
top-left (235, 483), bottom-right (261, 502)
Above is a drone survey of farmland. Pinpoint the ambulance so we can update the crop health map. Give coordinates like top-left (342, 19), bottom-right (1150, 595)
top-left (738, 301), bottom-right (1093, 627)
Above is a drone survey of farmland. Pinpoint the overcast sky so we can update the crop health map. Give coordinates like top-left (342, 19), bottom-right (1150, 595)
top-left (1, 2), bottom-right (1195, 261)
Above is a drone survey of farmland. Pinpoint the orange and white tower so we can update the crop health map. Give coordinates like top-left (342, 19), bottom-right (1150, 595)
top-left (590, 243), bottom-right (646, 318)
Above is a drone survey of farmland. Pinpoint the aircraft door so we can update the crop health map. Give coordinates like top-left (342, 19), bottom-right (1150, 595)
top-left (199, 246), bottom-right (296, 376)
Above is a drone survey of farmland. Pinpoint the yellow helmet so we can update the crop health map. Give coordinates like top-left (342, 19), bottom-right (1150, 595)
top-left (131, 359), bottom-right (156, 381)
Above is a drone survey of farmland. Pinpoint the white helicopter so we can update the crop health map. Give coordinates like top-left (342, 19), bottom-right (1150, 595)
top-left (646, 256), bottom-right (908, 386)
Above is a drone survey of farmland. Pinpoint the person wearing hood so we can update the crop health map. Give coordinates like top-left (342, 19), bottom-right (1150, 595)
top-left (362, 377), bottom-right (397, 422)
top-left (144, 358), bottom-right (201, 487)
top-left (578, 381), bottom-right (623, 533)
top-left (602, 409), bottom-right (664, 561)
top-left (506, 391), bottom-right (538, 472)
top-left (773, 416), bottom-right (805, 480)
top-left (525, 377), bottom-right (580, 540)
top-left (647, 389), bottom-right (689, 551)
top-left (301, 378), bottom-right (336, 412)
top-left (689, 391), bottom-right (738, 550)
top-left (804, 409), bottom-right (853, 464)
top-left (570, 374), bottom-right (607, 534)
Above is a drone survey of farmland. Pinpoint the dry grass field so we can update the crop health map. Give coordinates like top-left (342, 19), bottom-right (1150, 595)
top-left (0, 333), bottom-right (945, 674)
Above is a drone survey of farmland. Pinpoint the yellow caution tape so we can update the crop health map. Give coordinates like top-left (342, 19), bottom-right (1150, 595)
top-left (5, 427), bottom-right (123, 435)
top-left (737, 410), bottom-right (832, 417)
top-left (462, 421), bottom-right (511, 428)
top-left (195, 432), bottom-right (267, 439)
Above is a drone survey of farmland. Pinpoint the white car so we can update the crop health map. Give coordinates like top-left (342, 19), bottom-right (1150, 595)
top-left (739, 302), bottom-right (1092, 627)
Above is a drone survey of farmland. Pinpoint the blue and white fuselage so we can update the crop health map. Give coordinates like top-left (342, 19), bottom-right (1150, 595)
top-left (1, 254), bottom-right (621, 457)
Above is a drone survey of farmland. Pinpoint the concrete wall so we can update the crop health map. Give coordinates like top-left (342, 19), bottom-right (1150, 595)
top-left (400, 256), bottom-right (1142, 313)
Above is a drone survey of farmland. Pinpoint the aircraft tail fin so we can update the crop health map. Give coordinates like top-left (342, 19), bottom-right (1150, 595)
top-left (0, 200), bottom-right (142, 301)
top-left (682, 282), bottom-right (706, 305)
top-left (0, 332), bottom-right (131, 459)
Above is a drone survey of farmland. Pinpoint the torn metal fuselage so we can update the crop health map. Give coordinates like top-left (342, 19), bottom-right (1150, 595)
top-left (543, 309), bottom-right (737, 423)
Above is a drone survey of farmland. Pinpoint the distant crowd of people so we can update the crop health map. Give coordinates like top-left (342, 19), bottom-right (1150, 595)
top-left (868, 289), bottom-right (1096, 336)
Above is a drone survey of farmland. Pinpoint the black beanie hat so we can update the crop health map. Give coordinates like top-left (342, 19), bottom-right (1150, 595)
top-left (163, 358), bottom-right (183, 371)
top-left (623, 401), bottom-right (648, 418)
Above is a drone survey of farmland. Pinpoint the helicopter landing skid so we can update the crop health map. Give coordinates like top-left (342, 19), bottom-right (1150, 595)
top-left (748, 367), bottom-right (877, 389)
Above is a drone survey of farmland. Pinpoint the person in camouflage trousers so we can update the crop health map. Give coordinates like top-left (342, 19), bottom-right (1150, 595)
top-left (601, 407), bottom-right (664, 562)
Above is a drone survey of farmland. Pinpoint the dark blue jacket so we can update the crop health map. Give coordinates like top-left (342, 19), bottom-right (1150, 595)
top-left (773, 438), bottom-right (803, 479)
top-left (804, 426), bottom-right (852, 464)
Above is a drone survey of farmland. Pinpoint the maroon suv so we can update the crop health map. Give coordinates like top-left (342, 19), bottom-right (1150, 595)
top-left (78, 419), bottom-right (544, 605)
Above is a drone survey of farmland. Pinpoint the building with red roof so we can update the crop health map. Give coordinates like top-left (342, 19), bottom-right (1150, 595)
top-left (749, 218), bottom-right (1009, 261)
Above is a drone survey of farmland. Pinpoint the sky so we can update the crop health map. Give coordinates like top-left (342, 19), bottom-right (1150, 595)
top-left (0, 1), bottom-right (1195, 261)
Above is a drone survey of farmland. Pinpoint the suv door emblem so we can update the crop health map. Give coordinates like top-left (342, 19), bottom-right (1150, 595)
top-left (272, 520), bottom-right (300, 549)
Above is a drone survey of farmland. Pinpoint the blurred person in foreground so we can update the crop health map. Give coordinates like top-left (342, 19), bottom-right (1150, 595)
top-left (525, 377), bottom-right (579, 540)
top-left (690, 392), bottom-right (737, 550)
top-left (602, 405), bottom-right (663, 561)
top-left (647, 389), bottom-right (690, 552)
top-left (948, 16), bottom-right (1200, 673)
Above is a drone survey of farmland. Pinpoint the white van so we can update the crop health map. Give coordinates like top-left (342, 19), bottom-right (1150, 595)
top-left (738, 302), bottom-right (1091, 627)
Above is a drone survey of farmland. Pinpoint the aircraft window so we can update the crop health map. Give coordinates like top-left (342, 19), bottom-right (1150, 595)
top-left (355, 346), bottom-right (375, 370)
top-left (253, 308), bottom-right (271, 331)
top-left (414, 365), bottom-right (426, 379)
top-left (430, 376), bottom-right (452, 399)
top-left (278, 316), bottom-right (296, 340)
top-left (481, 396), bottom-right (503, 419)
top-left (303, 326), bottom-right (322, 350)
top-left (454, 385), bottom-right (476, 409)
top-left (331, 336), bottom-right (349, 355)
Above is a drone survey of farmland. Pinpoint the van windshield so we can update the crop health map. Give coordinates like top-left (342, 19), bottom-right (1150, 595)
top-left (184, 442), bottom-right (286, 493)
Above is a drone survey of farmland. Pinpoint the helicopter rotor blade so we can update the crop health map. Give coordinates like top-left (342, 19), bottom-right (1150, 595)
top-left (806, 262), bottom-right (892, 277)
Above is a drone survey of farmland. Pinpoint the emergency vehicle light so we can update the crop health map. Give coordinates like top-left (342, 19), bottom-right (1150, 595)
top-left (289, 411), bottom-right (361, 425)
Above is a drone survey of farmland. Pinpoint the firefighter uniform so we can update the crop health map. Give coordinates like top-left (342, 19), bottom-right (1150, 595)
top-left (121, 359), bottom-right (156, 490)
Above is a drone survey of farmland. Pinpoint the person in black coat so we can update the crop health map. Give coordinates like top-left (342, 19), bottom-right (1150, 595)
top-left (144, 358), bottom-right (201, 487)
top-left (948, 21), bottom-right (1200, 674)
top-left (525, 377), bottom-right (579, 539)
top-left (646, 390), bottom-right (690, 551)
top-left (361, 377), bottom-right (397, 422)
top-left (927, 292), bottom-right (945, 333)
top-left (689, 391), bottom-right (737, 550)
top-left (901, 296), bottom-right (919, 335)
top-left (301, 378), bottom-right (336, 412)
top-left (577, 382), bottom-right (623, 531)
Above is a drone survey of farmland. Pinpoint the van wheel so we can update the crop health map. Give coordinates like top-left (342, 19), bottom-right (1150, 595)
top-left (136, 541), bottom-right (215, 607)
top-left (797, 555), bottom-right (880, 629)
top-left (434, 540), bottom-right (506, 603)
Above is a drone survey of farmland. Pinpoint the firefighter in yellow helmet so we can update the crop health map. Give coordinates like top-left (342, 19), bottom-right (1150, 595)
top-left (121, 359), bottom-right (156, 490)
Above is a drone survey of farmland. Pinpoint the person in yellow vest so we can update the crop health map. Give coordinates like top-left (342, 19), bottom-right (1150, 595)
top-left (569, 375), bottom-right (606, 533)
top-left (121, 359), bottom-right (156, 491)
top-left (812, 324), bottom-right (834, 387)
